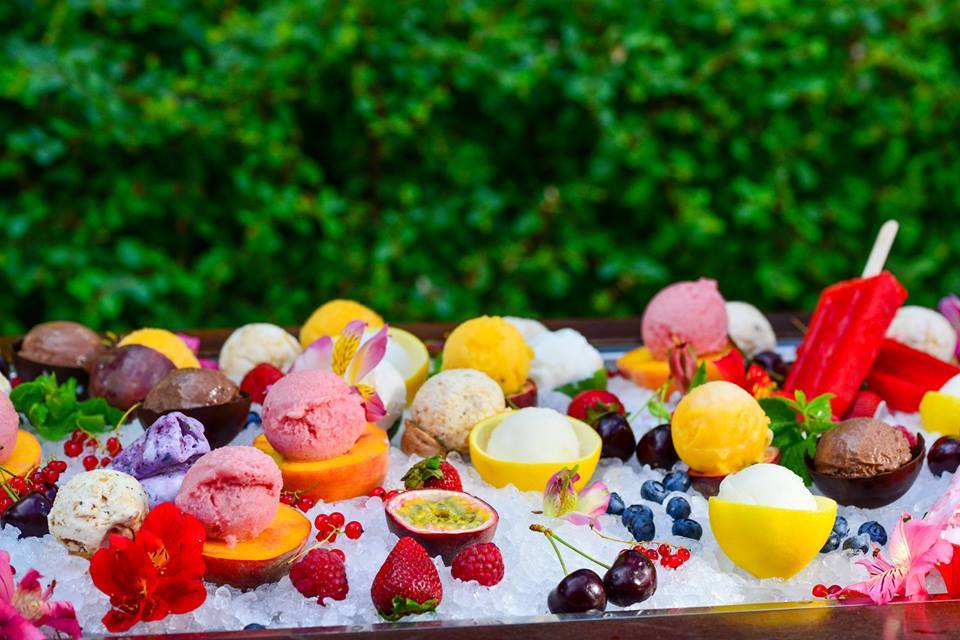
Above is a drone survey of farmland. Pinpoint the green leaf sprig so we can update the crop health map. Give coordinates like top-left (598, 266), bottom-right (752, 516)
top-left (556, 368), bottom-right (608, 397)
top-left (9, 373), bottom-right (124, 441)
top-left (758, 391), bottom-right (836, 485)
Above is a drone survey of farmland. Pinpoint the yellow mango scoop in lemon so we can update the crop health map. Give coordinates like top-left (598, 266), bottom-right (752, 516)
top-left (118, 328), bottom-right (199, 369)
top-left (300, 299), bottom-right (384, 348)
top-left (710, 464), bottom-right (836, 579)
top-left (442, 316), bottom-right (533, 394)
top-left (671, 381), bottom-right (771, 476)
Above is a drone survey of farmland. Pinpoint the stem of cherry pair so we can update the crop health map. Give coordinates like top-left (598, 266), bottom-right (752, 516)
top-left (530, 524), bottom-right (611, 573)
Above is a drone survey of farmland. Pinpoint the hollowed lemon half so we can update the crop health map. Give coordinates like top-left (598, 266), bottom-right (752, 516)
top-left (709, 495), bottom-right (836, 579)
top-left (384, 327), bottom-right (430, 405)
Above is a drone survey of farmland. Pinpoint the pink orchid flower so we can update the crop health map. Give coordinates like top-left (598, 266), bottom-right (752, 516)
top-left (938, 294), bottom-right (960, 359)
top-left (0, 550), bottom-right (81, 640)
top-left (542, 466), bottom-right (610, 530)
top-left (840, 514), bottom-right (954, 605)
top-left (290, 320), bottom-right (388, 422)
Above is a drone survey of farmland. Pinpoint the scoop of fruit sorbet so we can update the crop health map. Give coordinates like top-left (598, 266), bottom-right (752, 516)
top-left (813, 418), bottom-right (912, 478)
top-left (486, 408), bottom-right (580, 463)
top-left (441, 316), bottom-right (533, 394)
top-left (0, 390), bottom-right (17, 465)
top-left (175, 446), bottom-right (282, 545)
top-left (717, 464), bottom-right (817, 511)
top-left (641, 279), bottom-right (729, 360)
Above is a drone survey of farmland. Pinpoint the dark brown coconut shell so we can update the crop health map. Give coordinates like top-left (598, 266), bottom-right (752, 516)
top-left (12, 339), bottom-right (92, 397)
top-left (137, 393), bottom-right (252, 449)
top-left (806, 434), bottom-right (925, 509)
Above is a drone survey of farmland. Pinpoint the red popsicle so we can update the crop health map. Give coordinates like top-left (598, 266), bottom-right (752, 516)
top-left (865, 338), bottom-right (960, 412)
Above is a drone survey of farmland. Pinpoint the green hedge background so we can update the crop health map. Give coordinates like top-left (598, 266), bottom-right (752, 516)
top-left (2, 0), bottom-right (959, 334)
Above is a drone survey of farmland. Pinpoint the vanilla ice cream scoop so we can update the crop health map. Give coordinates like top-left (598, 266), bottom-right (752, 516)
top-left (504, 317), bottom-right (549, 344)
top-left (717, 464), bottom-right (817, 511)
top-left (886, 306), bottom-right (958, 362)
top-left (528, 329), bottom-right (604, 393)
top-left (219, 323), bottom-right (302, 383)
top-left (726, 301), bottom-right (777, 358)
top-left (941, 374), bottom-right (960, 398)
top-left (48, 469), bottom-right (150, 557)
top-left (486, 407), bottom-right (580, 463)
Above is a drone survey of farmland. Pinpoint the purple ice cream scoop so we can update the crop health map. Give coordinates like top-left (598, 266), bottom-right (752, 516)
top-left (110, 412), bottom-right (211, 507)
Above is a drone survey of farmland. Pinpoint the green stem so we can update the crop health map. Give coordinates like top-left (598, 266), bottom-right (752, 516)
top-left (546, 534), bottom-right (568, 575)
top-left (589, 525), bottom-right (680, 551)
top-left (115, 402), bottom-right (141, 430)
top-left (530, 524), bottom-right (610, 570)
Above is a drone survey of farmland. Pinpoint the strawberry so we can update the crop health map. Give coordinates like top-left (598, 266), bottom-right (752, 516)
top-left (370, 537), bottom-right (442, 620)
top-left (844, 390), bottom-right (883, 420)
top-left (567, 390), bottom-right (625, 424)
top-left (401, 456), bottom-right (463, 492)
top-left (240, 363), bottom-right (284, 404)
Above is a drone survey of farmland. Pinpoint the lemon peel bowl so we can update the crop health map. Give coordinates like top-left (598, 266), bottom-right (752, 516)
top-left (385, 327), bottom-right (430, 405)
top-left (468, 412), bottom-right (601, 492)
top-left (708, 495), bottom-right (836, 579)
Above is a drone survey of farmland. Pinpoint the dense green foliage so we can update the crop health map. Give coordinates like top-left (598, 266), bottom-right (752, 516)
top-left (2, 0), bottom-right (959, 334)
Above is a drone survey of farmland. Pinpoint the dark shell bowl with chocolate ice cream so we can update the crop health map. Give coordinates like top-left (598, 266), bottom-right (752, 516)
top-left (805, 418), bottom-right (926, 508)
top-left (13, 321), bottom-right (104, 395)
top-left (136, 368), bottom-right (251, 449)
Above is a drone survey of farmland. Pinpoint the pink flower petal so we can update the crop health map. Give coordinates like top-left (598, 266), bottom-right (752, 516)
top-left (543, 468), bottom-right (580, 518)
top-left (348, 324), bottom-right (388, 384)
top-left (176, 333), bottom-right (201, 356)
top-left (35, 601), bottom-right (82, 639)
top-left (199, 358), bottom-right (219, 370)
top-left (0, 600), bottom-right (45, 640)
top-left (289, 336), bottom-right (334, 373)
top-left (360, 389), bottom-right (387, 423)
top-left (0, 551), bottom-right (14, 604)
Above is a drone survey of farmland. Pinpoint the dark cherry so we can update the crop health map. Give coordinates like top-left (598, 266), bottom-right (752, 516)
top-left (635, 424), bottom-right (679, 470)
top-left (929, 436), bottom-right (960, 478)
top-left (753, 351), bottom-right (790, 380)
top-left (44, 485), bottom-right (59, 503)
top-left (603, 549), bottom-right (657, 606)
top-left (1, 492), bottom-right (53, 539)
top-left (547, 568), bottom-right (607, 614)
top-left (593, 413), bottom-right (637, 461)
top-left (0, 354), bottom-right (8, 378)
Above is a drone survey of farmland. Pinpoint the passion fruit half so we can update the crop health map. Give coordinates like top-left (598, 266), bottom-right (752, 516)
top-left (384, 489), bottom-right (498, 565)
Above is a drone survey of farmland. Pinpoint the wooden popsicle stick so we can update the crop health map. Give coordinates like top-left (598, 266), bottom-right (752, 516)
top-left (861, 220), bottom-right (899, 278)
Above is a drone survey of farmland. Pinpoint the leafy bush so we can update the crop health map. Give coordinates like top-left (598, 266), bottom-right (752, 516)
top-left (2, 0), bottom-right (958, 334)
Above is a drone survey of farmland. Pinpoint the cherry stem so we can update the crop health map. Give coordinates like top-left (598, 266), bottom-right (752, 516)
top-left (530, 524), bottom-right (610, 570)
top-left (547, 533), bottom-right (568, 576)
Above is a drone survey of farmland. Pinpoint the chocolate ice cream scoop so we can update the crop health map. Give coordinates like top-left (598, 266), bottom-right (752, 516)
top-left (814, 418), bottom-right (912, 478)
top-left (20, 321), bottom-right (102, 369)
top-left (143, 368), bottom-right (240, 412)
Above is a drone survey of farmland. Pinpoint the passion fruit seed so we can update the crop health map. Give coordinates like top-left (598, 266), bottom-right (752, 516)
top-left (397, 496), bottom-right (490, 531)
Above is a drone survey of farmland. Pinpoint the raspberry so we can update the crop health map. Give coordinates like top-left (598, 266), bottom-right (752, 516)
top-left (240, 363), bottom-right (285, 404)
top-left (289, 548), bottom-right (349, 605)
top-left (451, 542), bottom-right (504, 587)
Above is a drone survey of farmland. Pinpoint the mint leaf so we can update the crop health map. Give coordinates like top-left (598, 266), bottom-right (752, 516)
top-left (760, 392), bottom-right (836, 486)
top-left (556, 368), bottom-right (608, 397)
top-left (10, 372), bottom-right (125, 440)
top-left (758, 397), bottom-right (798, 424)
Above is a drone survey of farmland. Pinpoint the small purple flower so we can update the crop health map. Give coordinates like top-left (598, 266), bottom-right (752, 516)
top-left (542, 466), bottom-right (610, 530)
top-left (938, 295), bottom-right (960, 359)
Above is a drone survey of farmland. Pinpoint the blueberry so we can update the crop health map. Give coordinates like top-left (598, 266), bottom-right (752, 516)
top-left (622, 505), bottom-right (655, 542)
top-left (665, 496), bottom-right (691, 521)
top-left (858, 521), bottom-right (887, 546)
top-left (607, 492), bottom-right (625, 516)
top-left (672, 518), bottom-right (702, 540)
top-left (842, 533), bottom-right (871, 555)
top-left (820, 531), bottom-right (840, 553)
top-left (245, 412), bottom-right (262, 428)
top-left (244, 623), bottom-right (266, 630)
top-left (832, 515), bottom-right (849, 538)
top-left (640, 480), bottom-right (667, 504)
top-left (663, 470), bottom-right (691, 493)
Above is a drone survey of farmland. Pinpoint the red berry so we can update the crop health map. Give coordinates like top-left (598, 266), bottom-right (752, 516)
top-left (86, 437), bottom-right (99, 449)
top-left (384, 490), bottom-right (399, 500)
top-left (676, 548), bottom-right (691, 561)
top-left (668, 556), bottom-right (682, 569)
top-left (316, 530), bottom-right (338, 543)
top-left (658, 544), bottom-right (671, 557)
top-left (43, 469), bottom-right (60, 485)
top-left (28, 483), bottom-right (45, 494)
top-left (645, 549), bottom-right (658, 560)
top-left (106, 437), bottom-right (122, 455)
top-left (289, 548), bottom-right (349, 605)
top-left (71, 430), bottom-right (87, 443)
top-left (100, 457), bottom-right (112, 467)
top-left (328, 512), bottom-right (345, 528)
top-left (331, 549), bottom-right (346, 562)
top-left (296, 496), bottom-right (315, 512)
top-left (280, 493), bottom-right (296, 505)
top-left (812, 584), bottom-right (828, 598)
top-left (314, 514), bottom-right (329, 528)
top-left (9, 477), bottom-right (27, 494)
top-left (827, 584), bottom-right (841, 595)
top-left (0, 495), bottom-right (12, 513)
top-left (451, 542), bottom-right (504, 587)
top-left (567, 389), bottom-right (626, 423)
top-left (240, 363), bottom-right (285, 405)
top-left (82, 455), bottom-right (99, 471)
top-left (345, 521), bottom-right (363, 540)
top-left (401, 456), bottom-right (463, 492)
top-left (370, 487), bottom-right (386, 499)
top-left (64, 441), bottom-right (82, 458)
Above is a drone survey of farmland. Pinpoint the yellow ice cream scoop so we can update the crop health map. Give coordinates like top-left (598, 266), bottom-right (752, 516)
top-left (709, 495), bottom-right (836, 579)
top-left (671, 381), bottom-right (771, 476)
top-left (118, 328), bottom-right (199, 369)
top-left (300, 299), bottom-right (384, 348)
top-left (442, 316), bottom-right (533, 394)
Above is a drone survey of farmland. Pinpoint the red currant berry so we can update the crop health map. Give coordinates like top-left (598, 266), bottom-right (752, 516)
top-left (314, 514), bottom-right (329, 528)
top-left (82, 455), bottom-right (99, 471)
top-left (51, 460), bottom-right (68, 472)
top-left (345, 521), bottom-right (363, 540)
top-left (9, 477), bottom-right (27, 494)
top-left (658, 544), bottom-right (672, 557)
top-left (676, 548), bottom-right (691, 561)
top-left (43, 469), bottom-right (60, 485)
top-left (827, 585), bottom-right (841, 596)
top-left (71, 430), bottom-right (87, 443)
top-left (370, 487), bottom-right (386, 499)
top-left (106, 437), bottom-right (122, 455)
top-left (812, 584), bottom-right (828, 598)
top-left (100, 457), bottom-right (112, 467)
top-left (668, 556), bottom-right (682, 569)
top-left (384, 490), bottom-right (399, 500)
top-left (280, 493), bottom-right (296, 505)
top-left (296, 496), bottom-right (315, 512)
top-left (64, 441), bottom-right (82, 458)
top-left (28, 483), bottom-right (45, 494)
top-left (645, 549), bottom-right (658, 560)
top-left (328, 512), bottom-right (345, 528)
top-left (0, 496), bottom-right (12, 513)
top-left (86, 437), bottom-right (99, 449)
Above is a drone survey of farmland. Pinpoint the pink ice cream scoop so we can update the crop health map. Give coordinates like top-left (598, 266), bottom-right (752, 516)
top-left (641, 278), bottom-right (729, 360)
top-left (0, 391), bottom-right (18, 465)
top-left (174, 446), bottom-right (282, 545)
top-left (261, 369), bottom-right (366, 461)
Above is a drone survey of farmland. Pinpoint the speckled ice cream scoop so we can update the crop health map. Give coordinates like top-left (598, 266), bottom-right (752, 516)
top-left (109, 412), bottom-right (211, 506)
top-left (48, 469), bottom-right (149, 557)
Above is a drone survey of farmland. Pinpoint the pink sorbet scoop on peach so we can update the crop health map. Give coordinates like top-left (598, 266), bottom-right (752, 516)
top-left (260, 369), bottom-right (366, 461)
top-left (0, 391), bottom-right (17, 465)
top-left (641, 278), bottom-right (729, 360)
top-left (175, 446), bottom-right (282, 545)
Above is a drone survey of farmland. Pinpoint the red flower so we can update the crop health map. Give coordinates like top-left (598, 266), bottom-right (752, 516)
top-left (936, 544), bottom-right (960, 595)
top-left (90, 502), bottom-right (207, 633)
top-left (714, 350), bottom-right (776, 399)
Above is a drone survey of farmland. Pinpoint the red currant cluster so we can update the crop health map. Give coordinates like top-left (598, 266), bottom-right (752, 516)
top-left (62, 429), bottom-right (123, 470)
top-left (632, 543), bottom-right (691, 570)
top-left (280, 491), bottom-right (317, 513)
top-left (369, 486), bottom-right (400, 500)
top-left (0, 460), bottom-right (66, 514)
top-left (811, 583), bottom-right (842, 598)
top-left (314, 512), bottom-right (364, 543)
